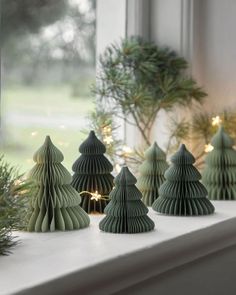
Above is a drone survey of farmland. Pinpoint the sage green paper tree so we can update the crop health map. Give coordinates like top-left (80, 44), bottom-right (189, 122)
top-left (99, 166), bottom-right (155, 233)
top-left (137, 142), bottom-right (168, 206)
top-left (27, 136), bottom-right (90, 232)
top-left (202, 126), bottom-right (236, 200)
top-left (152, 144), bottom-right (215, 216)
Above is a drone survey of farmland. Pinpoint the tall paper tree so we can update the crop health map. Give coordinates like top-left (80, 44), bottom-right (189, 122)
top-left (137, 142), bottom-right (168, 206)
top-left (152, 144), bottom-right (215, 216)
top-left (27, 136), bottom-right (90, 232)
top-left (71, 130), bottom-right (114, 214)
top-left (99, 166), bottom-right (155, 233)
top-left (202, 126), bottom-right (236, 200)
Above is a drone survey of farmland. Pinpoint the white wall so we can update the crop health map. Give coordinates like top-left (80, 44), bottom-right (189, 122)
top-left (149, 0), bottom-right (191, 150)
top-left (192, 0), bottom-right (236, 111)
top-left (149, 0), bottom-right (236, 149)
top-left (150, 0), bottom-right (183, 52)
top-left (96, 0), bottom-right (126, 57)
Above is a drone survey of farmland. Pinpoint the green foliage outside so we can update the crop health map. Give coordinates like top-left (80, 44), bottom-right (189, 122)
top-left (1, 85), bottom-right (94, 173)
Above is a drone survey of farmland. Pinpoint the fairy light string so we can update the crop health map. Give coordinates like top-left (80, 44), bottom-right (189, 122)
top-left (79, 190), bottom-right (110, 202)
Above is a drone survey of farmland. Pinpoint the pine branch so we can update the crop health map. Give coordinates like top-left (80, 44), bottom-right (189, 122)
top-left (95, 37), bottom-right (206, 146)
top-left (0, 156), bottom-right (32, 255)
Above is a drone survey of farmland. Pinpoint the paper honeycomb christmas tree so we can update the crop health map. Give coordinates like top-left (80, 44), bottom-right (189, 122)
top-left (27, 136), bottom-right (90, 232)
top-left (99, 166), bottom-right (155, 233)
top-left (202, 126), bottom-right (236, 200)
top-left (137, 142), bottom-right (168, 206)
top-left (71, 130), bottom-right (114, 214)
top-left (152, 144), bottom-right (215, 216)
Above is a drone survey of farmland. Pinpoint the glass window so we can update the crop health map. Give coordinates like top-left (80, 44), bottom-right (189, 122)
top-left (1, 0), bottom-right (96, 173)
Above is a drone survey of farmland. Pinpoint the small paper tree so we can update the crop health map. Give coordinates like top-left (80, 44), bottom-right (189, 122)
top-left (71, 130), bottom-right (114, 214)
top-left (137, 142), bottom-right (168, 206)
top-left (152, 144), bottom-right (215, 216)
top-left (99, 166), bottom-right (155, 233)
top-left (27, 136), bottom-right (90, 232)
top-left (202, 126), bottom-right (236, 200)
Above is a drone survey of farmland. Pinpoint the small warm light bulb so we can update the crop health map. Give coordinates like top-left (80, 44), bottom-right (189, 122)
top-left (31, 131), bottom-right (38, 136)
top-left (14, 179), bottom-right (22, 186)
top-left (122, 145), bottom-right (133, 154)
top-left (212, 115), bottom-right (222, 126)
top-left (91, 191), bottom-right (102, 201)
top-left (104, 135), bottom-right (113, 145)
top-left (204, 143), bottom-right (214, 153)
top-left (103, 126), bottom-right (112, 134)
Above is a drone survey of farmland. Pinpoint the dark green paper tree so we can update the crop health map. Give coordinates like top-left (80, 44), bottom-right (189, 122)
top-left (202, 126), bottom-right (236, 200)
top-left (71, 130), bottom-right (114, 214)
top-left (27, 136), bottom-right (90, 232)
top-left (99, 166), bottom-right (155, 233)
top-left (152, 144), bottom-right (215, 216)
top-left (137, 142), bottom-right (168, 206)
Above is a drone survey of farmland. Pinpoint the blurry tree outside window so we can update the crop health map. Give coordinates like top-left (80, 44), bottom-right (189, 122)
top-left (1, 0), bottom-right (96, 173)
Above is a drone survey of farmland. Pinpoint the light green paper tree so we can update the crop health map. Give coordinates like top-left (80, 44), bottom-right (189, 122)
top-left (137, 142), bottom-right (168, 206)
top-left (152, 144), bottom-right (215, 216)
top-left (202, 126), bottom-right (236, 200)
top-left (99, 166), bottom-right (155, 233)
top-left (27, 136), bottom-right (90, 232)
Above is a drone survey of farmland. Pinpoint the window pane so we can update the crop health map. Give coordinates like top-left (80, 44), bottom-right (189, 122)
top-left (1, 0), bottom-right (96, 173)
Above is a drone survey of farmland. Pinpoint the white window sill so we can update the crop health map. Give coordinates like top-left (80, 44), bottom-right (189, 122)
top-left (1, 201), bottom-right (236, 295)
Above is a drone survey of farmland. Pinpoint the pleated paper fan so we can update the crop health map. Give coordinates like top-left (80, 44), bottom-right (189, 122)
top-left (202, 126), bottom-right (236, 200)
top-left (27, 136), bottom-right (90, 232)
top-left (99, 166), bottom-right (155, 233)
top-left (152, 144), bottom-right (215, 216)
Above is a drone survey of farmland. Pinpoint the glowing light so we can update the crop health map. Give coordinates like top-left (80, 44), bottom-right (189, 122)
top-left (13, 178), bottom-right (29, 195)
top-left (102, 126), bottom-right (112, 134)
top-left (14, 179), bottom-right (23, 186)
top-left (103, 135), bottom-right (113, 145)
top-left (31, 131), bottom-right (38, 136)
top-left (122, 145), bottom-right (133, 155)
top-left (90, 191), bottom-right (102, 201)
top-left (79, 190), bottom-right (109, 202)
top-left (59, 125), bottom-right (66, 129)
top-left (102, 125), bottom-right (113, 145)
top-left (204, 143), bottom-right (214, 153)
top-left (115, 163), bottom-right (121, 173)
top-left (212, 116), bottom-right (222, 127)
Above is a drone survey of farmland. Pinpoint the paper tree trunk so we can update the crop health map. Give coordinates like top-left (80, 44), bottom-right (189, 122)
top-left (71, 130), bottom-right (114, 214)
top-left (99, 166), bottom-right (155, 233)
top-left (137, 142), bottom-right (168, 206)
top-left (152, 144), bottom-right (215, 216)
top-left (27, 136), bottom-right (90, 232)
top-left (202, 126), bottom-right (236, 200)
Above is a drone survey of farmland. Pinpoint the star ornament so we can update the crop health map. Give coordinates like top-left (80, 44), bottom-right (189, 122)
top-left (90, 191), bottom-right (102, 201)
top-left (212, 115), bottom-right (222, 127)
